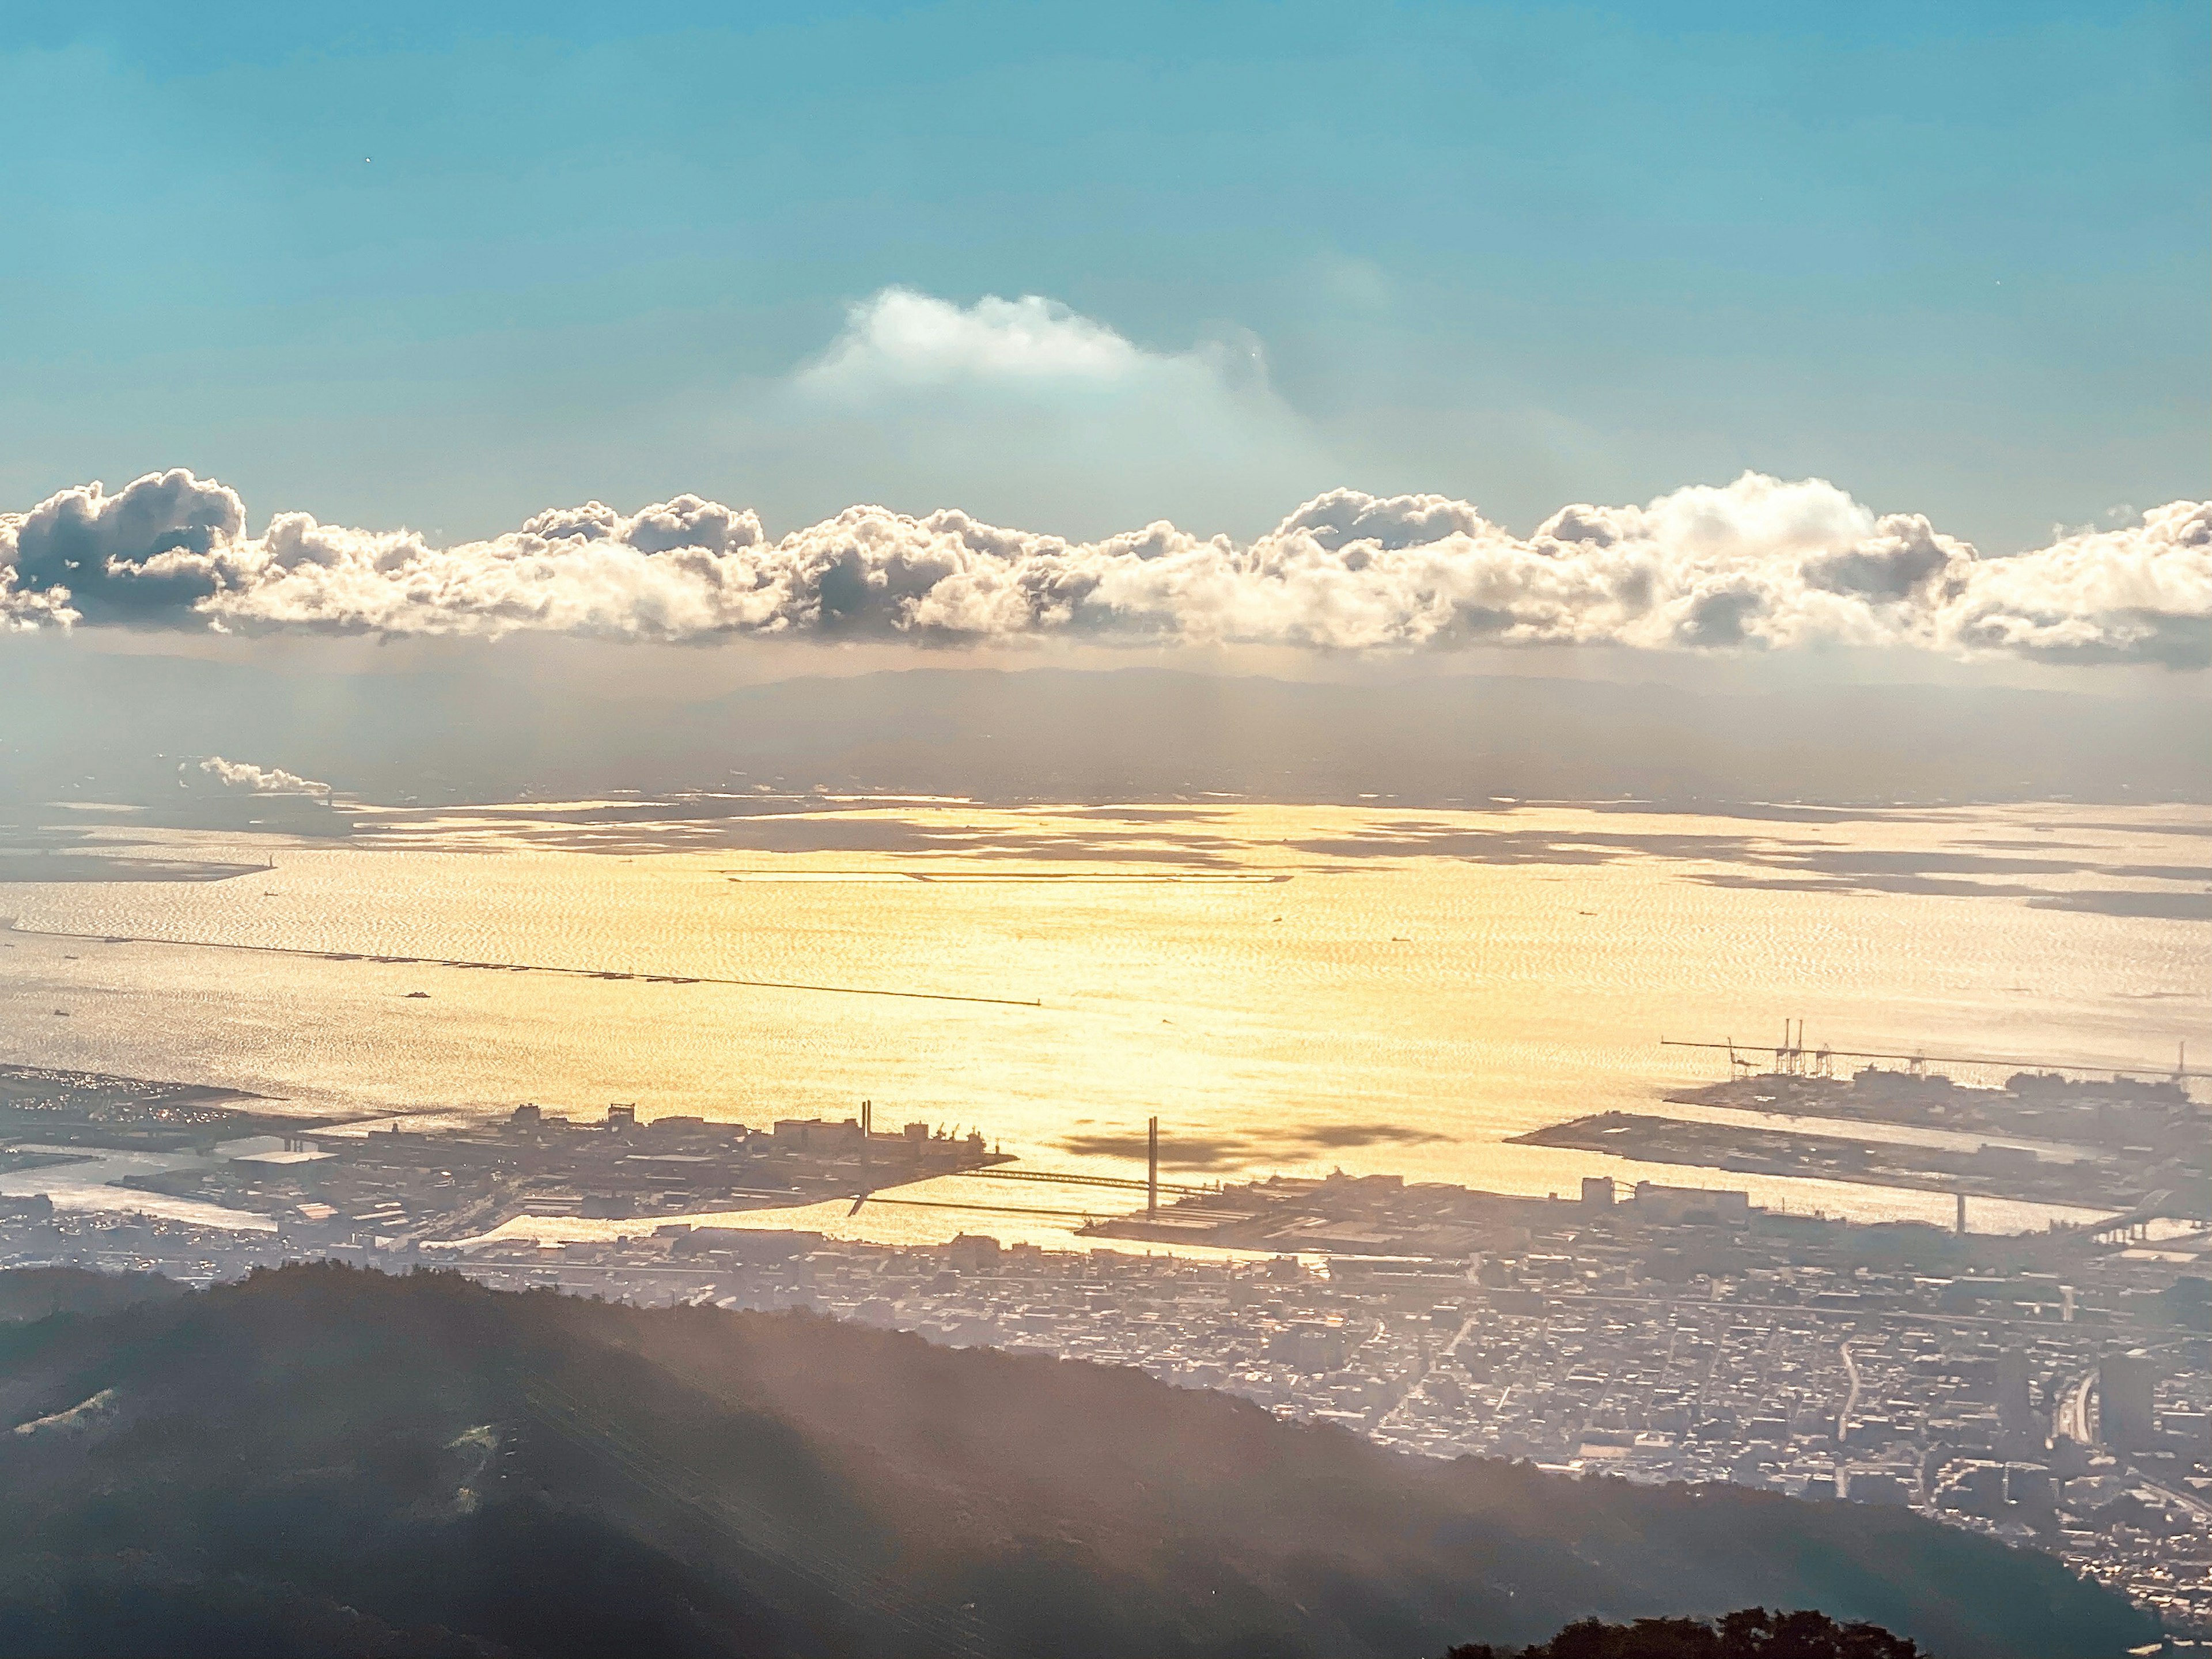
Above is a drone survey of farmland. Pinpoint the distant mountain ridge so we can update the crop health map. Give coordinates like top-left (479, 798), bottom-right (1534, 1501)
top-left (0, 1265), bottom-right (2156, 1658)
top-left (2, 647), bottom-right (2207, 808)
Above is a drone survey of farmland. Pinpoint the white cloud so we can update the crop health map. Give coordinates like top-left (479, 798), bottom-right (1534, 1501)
top-left (0, 470), bottom-right (253, 627)
top-left (5, 466), bottom-right (2205, 667)
top-left (1937, 499), bottom-right (2212, 665)
top-left (796, 288), bottom-right (1152, 395)
top-left (755, 287), bottom-right (1321, 536)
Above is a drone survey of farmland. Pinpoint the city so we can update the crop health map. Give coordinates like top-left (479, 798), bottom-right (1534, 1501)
top-left (5, 1077), bottom-right (2206, 1643)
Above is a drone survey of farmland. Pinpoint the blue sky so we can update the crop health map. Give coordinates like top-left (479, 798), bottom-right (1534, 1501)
top-left (3, 0), bottom-right (2205, 547)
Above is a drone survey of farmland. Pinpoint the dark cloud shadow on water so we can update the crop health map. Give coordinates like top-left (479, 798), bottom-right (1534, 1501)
top-left (369, 804), bottom-right (1253, 867)
top-left (1290, 822), bottom-right (2211, 918)
top-left (1580, 801), bottom-right (1949, 825)
top-left (2028, 891), bottom-right (2212, 921)
top-left (358, 797), bottom-right (2211, 910)
top-left (1054, 806), bottom-right (1234, 825)
top-left (1056, 1121), bottom-right (1449, 1172)
top-left (1293, 826), bottom-right (1774, 865)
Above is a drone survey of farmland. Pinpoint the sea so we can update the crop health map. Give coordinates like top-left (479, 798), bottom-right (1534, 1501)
top-left (2, 798), bottom-right (2206, 1250)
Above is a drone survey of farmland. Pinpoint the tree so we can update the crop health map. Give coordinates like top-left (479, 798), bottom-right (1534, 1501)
top-left (1442, 1606), bottom-right (1920, 1659)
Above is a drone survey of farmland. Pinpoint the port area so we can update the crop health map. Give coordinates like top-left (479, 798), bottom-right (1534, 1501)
top-left (1510, 1112), bottom-right (2147, 1210)
top-left (1509, 1067), bottom-right (2209, 1221)
top-left (1081, 1171), bottom-right (1576, 1255)
top-left (1664, 1067), bottom-right (2204, 1159)
top-left (0, 1066), bottom-right (1008, 1243)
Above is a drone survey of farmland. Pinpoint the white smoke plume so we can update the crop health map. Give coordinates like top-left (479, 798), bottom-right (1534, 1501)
top-left (190, 756), bottom-right (332, 798)
top-left (3, 468), bottom-right (2207, 666)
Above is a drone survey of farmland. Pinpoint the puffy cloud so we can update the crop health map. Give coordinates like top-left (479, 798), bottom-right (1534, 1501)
top-left (1274, 488), bottom-right (1491, 553)
top-left (2, 467), bottom-right (2206, 667)
top-left (766, 287), bottom-right (1321, 535)
top-left (2, 470), bottom-right (253, 626)
top-left (189, 756), bottom-right (331, 797)
top-left (1935, 500), bottom-right (2212, 669)
top-left (796, 287), bottom-right (1150, 394)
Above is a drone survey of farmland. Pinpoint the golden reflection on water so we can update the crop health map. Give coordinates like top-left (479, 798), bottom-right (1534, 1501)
top-left (1, 801), bottom-right (2205, 1247)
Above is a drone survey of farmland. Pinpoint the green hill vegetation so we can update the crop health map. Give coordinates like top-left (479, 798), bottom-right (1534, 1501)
top-left (0, 1264), bottom-right (2156, 1658)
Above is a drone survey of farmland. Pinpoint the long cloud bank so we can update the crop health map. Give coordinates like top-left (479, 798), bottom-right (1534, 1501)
top-left (2, 468), bottom-right (2207, 666)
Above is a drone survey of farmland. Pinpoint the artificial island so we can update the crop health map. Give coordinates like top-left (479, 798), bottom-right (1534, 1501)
top-left (0, 1065), bottom-right (1006, 1245)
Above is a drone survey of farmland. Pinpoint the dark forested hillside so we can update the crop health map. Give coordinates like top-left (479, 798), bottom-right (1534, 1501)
top-left (0, 1266), bottom-right (2156, 1658)
top-left (0, 1264), bottom-right (183, 1324)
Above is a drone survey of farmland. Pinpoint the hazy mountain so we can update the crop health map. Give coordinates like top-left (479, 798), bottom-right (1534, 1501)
top-left (2, 646), bottom-right (2207, 812)
top-left (0, 1266), bottom-right (2154, 1658)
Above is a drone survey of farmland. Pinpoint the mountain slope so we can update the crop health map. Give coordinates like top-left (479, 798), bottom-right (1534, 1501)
top-left (0, 1265), bottom-right (2156, 1658)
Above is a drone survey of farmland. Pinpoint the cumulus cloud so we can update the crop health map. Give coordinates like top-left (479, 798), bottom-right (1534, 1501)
top-left (2, 468), bottom-right (2206, 667)
top-left (3, 470), bottom-right (253, 627)
top-left (796, 287), bottom-right (1152, 394)
top-left (188, 756), bottom-right (331, 797)
top-left (757, 287), bottom-right (1324, 535)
